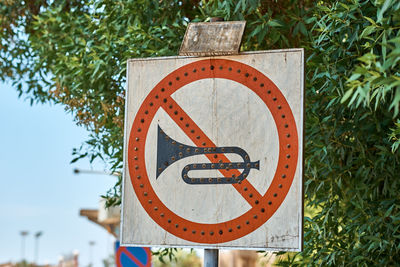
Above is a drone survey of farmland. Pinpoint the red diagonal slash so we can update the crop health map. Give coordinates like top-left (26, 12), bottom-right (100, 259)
top-left (161, 96), bottom-right (262, 207)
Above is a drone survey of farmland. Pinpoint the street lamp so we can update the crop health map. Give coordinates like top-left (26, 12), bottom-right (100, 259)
top-left (73, 168), bottom-right (120, 177)
top-left (20, 231), bottom-right (29, 262)
top-left (34, 231), bottom-right (43, 265)
top-left (89, 241), bottom-right (96, 267)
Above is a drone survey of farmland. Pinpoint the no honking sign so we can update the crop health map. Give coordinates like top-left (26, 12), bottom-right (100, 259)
top-left (121, 49), bottom-right (304, 250)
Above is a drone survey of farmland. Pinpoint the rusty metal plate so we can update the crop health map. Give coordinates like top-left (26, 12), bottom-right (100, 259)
top-left (179, 21), bottom-right (246, 56)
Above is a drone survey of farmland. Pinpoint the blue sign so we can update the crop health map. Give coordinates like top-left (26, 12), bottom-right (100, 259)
top-left (115, 241), bottom-right (151, 267)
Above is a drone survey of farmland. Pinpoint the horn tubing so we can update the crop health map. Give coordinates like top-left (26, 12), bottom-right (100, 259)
top-left (182, 160), bottom-right (260, 184)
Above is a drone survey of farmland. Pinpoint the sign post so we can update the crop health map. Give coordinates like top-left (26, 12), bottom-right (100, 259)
top-left (121, 22), bottom-right (304, 266)
top-left (204, 248), bottom-right (218, 267)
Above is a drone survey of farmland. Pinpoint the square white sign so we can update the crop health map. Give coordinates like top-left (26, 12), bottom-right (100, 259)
top-left (121, 49), bottom-right (304, 250)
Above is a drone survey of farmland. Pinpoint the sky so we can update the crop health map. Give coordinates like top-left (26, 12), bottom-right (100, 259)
top-left (0, 82), bottom-right (117, 266)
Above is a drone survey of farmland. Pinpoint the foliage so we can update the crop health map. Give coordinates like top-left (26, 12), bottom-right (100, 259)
top-left (300, 1), bottom-right (400, 265)
top-left (153, 247), bottom-right (180, 265)
top-left (15, 261), bottom-right (29, 267)
top-left (390, 119), bottom-right (400, 151)
top-left (102, 253), bottom-right (116, 267)
top-left (1, 0), bottom-right (400, 266)
top-left (152, 248), bottom-right (202, 267)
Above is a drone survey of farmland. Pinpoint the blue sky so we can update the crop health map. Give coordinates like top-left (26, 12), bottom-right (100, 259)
top-left (0, 82), bottom-right (117, 266)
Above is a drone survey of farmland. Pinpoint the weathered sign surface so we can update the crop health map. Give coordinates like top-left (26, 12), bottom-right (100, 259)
top-left (121, 49), bottom-right (304, 250)
top-left (179, 21), bottom-right (246, 56)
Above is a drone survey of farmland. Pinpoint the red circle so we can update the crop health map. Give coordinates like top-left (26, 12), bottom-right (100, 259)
top-left (128, 59), bottom-right (299, 243)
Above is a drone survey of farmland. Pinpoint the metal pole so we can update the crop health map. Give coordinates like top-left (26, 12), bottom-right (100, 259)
top-left (34, 231), bottom-right (43, 265)
top-left (20, 231), bottom-right (29, 262)
top-left (89, 241), bottom-right (95, 267)
top-left (73, 168), bottom-right (120, 177)
top-left (21, 235), bottom-right (25, 261)
top-left (204, 249), bottom-right (219, 267)
top-left (34, 236), bottom-right (38, 265)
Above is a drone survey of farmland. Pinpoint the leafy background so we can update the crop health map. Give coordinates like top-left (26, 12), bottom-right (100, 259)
top-left (1, 0), bottom-right (399, 265)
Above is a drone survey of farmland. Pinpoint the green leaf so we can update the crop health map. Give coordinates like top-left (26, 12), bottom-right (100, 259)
top-left (341, 89), bottom-right (354, 103)
top-left (389, 87), bottom-right (400, 117)
top-left (363, 16), bottom-right (376, 25)
top-left (267, 19), bottom-right (283, 27)
top-left (377, 0), bottom-right (392, 23)
top-left (360, 26), bottom-right (377, 39)
top-left (382, 31), bottom-right (387, 63)
top-left (364, 235), bottom-right (381, 242)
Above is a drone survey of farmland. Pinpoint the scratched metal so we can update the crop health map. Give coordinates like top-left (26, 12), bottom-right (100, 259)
top-left (179, 21), bottom-right (246, 57)
top-left (156, 125), bottom-right (259, 184)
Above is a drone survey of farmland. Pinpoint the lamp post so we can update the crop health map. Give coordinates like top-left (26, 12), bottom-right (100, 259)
top-left (34, 231), bottom-right (43, 265)
top-left (20, 231), bottom-right (29, 262)
top-left (73, 168), bottom-right (120, 177)
top-left (89, 241), bottom-right (96, 267)
top-left (74, 168), bottom-right (117, 267)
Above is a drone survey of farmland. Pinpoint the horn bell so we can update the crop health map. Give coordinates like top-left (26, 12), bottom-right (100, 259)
top-left (156, 125), bottom-right (196, 178)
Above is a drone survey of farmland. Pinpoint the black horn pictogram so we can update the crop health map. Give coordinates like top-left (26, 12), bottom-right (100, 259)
top-left (156, 125), bottom-right (260, 184)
